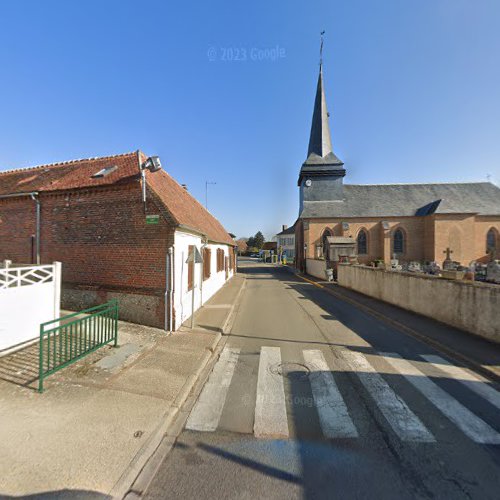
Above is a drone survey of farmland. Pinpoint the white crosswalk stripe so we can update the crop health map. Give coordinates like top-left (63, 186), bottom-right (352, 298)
top-left (303, 350), bottom-right (358, 438)
top-left (382, 353), bottom-right (500, 444)
top-left (254, 346), bottom-right (289, 438)
top-left (186, 346), bottom-right (240, 432)
top-left (185, 346), bottom-right (500, 445)
top-left (339, 350), bottom-right (435, 442)
top-left (421, 354), bottom-right (500, 411)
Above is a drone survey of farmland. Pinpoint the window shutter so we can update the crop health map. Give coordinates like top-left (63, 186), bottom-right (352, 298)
top-left (203, 247), bottom-right (211, 280)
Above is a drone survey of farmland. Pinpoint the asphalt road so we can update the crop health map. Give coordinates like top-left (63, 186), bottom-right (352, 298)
top-left (144, 260), bottom-right (500, 500)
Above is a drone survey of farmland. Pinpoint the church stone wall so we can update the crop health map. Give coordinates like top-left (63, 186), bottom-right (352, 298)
top-left (305, 217), bottom-right (426, 264)
top-left (338, 264), bottom-right (500, 343)
top-left (301, 214), bottom-right (500, 267)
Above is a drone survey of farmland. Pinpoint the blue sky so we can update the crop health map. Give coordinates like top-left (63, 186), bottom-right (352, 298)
top-left (0, 0), bottom-right (499, 239)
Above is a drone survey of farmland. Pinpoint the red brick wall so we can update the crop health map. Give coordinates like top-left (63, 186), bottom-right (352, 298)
top-left (0, 182), bottom-right (176, 327)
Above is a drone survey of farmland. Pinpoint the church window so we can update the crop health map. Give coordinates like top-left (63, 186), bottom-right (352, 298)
top-left (357, 230), bottom-right (368, 255)
top-left (322, 230), bottom-right (332, 260)
top-left (487, 228), bottom-right (497, 253)
top-left (393, 229), bottom-right (405, 254)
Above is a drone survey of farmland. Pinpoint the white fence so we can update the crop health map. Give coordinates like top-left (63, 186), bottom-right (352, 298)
top-left (0, 262), bottom-right (61, 353)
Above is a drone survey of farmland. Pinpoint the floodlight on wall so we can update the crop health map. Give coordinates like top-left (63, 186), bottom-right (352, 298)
top-left (382, 221), bottom-right (390, 230)
top-left (140, 156), bottom-right (162, 212)
top-left (342, 222), bottom-right (350, 231)
top-left (141, 156), bottom-right (162, 172)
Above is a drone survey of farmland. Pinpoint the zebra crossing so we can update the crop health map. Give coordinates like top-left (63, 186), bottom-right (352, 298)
top-left (186, 345), bottom-right (500, 445)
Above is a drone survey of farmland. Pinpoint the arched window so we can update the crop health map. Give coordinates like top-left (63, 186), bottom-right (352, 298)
top-left (357, 230), bottom-right (368, 255)
top-left (322, 229), bottom-right (332, 260)
top-left (393, 229), bottom-right (404, 255)
top-left (487, 228), bottom-right (497, 253)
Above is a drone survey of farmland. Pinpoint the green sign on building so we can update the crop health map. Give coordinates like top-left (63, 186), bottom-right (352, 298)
top-left (146, 215), bottom-right (160, 225)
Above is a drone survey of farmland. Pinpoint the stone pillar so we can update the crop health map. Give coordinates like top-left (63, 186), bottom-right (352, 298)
top-left (381, 221), bottom-right (391, 264)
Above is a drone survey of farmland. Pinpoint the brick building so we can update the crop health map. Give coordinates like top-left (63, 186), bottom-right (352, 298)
top-left (295, 63), bottom-right (500, 276)
top-left (0, 151), bottom-right (235, 329)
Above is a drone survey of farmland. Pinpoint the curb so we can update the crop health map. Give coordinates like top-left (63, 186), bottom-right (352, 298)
top-left (295, 272), bottom-right (500, 384)
top-left (113, 275), bottom-right (246, 499)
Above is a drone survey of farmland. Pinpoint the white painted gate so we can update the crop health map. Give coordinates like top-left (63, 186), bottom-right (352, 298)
top-left (0, 262), bottom-right (61, 352)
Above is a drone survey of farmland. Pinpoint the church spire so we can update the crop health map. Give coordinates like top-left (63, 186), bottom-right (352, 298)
top-left (304, 33), bottom-right (343, 166)
top-left (307, 63), bottom-right (334, 159)
top-left (298, 33), bottom-right (345, 198)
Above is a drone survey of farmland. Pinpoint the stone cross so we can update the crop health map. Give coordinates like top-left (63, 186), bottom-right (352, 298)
top-left (443, 247), bottom-right (453, 260)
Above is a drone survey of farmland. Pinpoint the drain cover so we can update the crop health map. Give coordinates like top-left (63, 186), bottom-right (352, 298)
top-left (270, 362), bottom-right (311, 380)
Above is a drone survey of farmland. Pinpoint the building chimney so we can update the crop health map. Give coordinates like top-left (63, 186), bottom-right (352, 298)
top-left (181, 184), bottom-right (188, 191)
top-left (282, 225), bottom-right (288, 232)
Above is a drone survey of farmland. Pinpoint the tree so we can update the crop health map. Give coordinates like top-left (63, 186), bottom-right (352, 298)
top-left (254, 231), bottom-right (265, 249)
top-left (247, 236), bottom-right (255, 248)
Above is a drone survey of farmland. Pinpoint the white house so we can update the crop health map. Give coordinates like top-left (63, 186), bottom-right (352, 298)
top-left (276, 224), bottom-right (296, 262)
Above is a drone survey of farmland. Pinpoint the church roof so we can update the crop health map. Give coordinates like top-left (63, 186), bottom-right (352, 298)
top-left (300, 182), bottom-right (500, 218)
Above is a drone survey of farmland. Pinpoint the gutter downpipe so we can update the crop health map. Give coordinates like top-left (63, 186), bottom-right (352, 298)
top-left (0, 192), bottom-right (40, 264)
top-left (166, 246), bottom-right (174, 334)
top-left (31, 194), bottom-right (41, 265)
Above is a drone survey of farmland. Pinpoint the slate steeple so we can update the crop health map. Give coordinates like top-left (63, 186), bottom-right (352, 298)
top-left (306, 64), bottom-right (335, 160)
top-left (298, 37), bottom-right (346, 212)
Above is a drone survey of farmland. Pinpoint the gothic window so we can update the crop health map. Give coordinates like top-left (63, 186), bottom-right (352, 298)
top-left (393, 229), bottom-right (404, 255)
top-left (487, 228), bottom-right (497, 253)
top-left (357, 230), bottom-right (368, 255)
top-left (322, 230), bottom-right (332, 260)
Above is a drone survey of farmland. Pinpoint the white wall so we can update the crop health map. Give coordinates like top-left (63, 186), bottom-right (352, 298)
top-left (306, 258), bottom-right (326, 279)
top-left (338, 264), bottom-right (500, 343)
top-left (172, 231), bottom-right (234, 330)
top-left (0, 263), bottom-right (61, 353)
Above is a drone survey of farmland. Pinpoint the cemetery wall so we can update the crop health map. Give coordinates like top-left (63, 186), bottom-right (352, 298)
top-left (337, 264), bottom-right (499, 343)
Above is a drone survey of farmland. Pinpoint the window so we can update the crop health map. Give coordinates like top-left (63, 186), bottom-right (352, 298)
top-left (322, 229), bottom-right (332, 260)
top-left (187, 245), bottom-right (194, 290)
top-left (91, 165), bottom-right (118, 178)
top-left (393, 229), bottom-right (404, 255)
top-left (203, 247), bottom-right (211, 280)
top-left (357, 230), bottom-right (368, 255)
top-left (487, 228), bottom-right (497, 253)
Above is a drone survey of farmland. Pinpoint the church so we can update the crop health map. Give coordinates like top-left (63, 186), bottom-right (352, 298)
top-left (295, 61), bottom-right (500, 277)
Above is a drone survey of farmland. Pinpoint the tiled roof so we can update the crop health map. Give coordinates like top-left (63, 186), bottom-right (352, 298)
top-left (300, 182), bottom-right (500, 218)
top-left (262, 242), bottom-right (277, 250)
top-left (146, 168), bottom-right (234, 245)
top-left (0, 152), bottom-right (140, 195)
top-left (0, 150), bottom-right (235, 246)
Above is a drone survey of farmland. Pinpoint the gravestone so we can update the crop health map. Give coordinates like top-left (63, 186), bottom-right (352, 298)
top-left (408, 261), bottom-right (422, 273)
top-left (486, 249), bottom-right (500, 283)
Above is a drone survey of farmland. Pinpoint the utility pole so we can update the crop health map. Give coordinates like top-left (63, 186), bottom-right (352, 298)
top-left (205, 181), bottom-right (216, 210)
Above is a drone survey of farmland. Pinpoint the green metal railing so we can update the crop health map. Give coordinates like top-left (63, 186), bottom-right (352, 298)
top-left (38, 300), bottom-right (118, 393)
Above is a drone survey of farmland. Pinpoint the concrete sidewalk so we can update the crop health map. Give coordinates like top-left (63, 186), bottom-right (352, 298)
top-left (0, 274), bottom-right (244, 499)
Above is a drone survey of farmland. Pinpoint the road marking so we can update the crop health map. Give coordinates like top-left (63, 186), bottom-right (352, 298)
top-left (303, 350), bottom-right (358, 438)
top-left (382, 353), bottom-right (500, 444)
top-left (186, 346), bottom-right (240, 432)
top-left (295, 272), bottom-right (500, 384)
top-left (421, 354), bottom-right (500, 411)
top-left (254, 347), bottom-right (289, 439)
top-left (340, 350), bottom-right (435, 442)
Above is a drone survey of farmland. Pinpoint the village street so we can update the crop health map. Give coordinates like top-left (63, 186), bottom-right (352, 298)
top-left (143, 259), bottom-right (500, 500)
